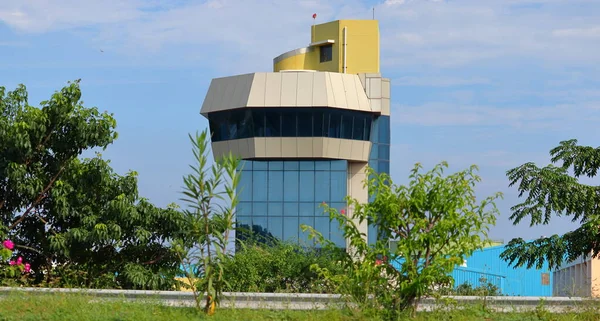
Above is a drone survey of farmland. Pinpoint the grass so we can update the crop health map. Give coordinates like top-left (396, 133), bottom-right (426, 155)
top-left (1, 291), bottom-right (600, 321)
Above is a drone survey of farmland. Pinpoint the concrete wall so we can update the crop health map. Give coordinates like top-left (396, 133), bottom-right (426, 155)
top-left (553, 255), bottom-right (600, 297)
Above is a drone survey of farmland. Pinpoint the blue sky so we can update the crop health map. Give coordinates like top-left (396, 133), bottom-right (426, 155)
top-left (1, 0), bottom-right (599, 242)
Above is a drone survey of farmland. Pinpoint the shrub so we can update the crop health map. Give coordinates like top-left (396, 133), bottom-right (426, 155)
top-left (222, 240), bottom-right (345, 293)
top-left (304, 162), bottom-right (501, 320)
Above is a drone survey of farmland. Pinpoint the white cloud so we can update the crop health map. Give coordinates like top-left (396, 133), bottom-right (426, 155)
top-left (376, 0), bottom-right (600, 68)
top-left (1, 0), bottom-right (599, 70)
top-left (0, 0), bottom-right (142, 32)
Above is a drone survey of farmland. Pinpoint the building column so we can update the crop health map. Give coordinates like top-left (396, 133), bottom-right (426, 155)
top-left (347, 162), bottom-right (369, 250)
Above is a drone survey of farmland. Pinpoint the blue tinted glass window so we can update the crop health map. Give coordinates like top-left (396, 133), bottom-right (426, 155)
top-left (253, 161), bottom-right (268, 170)
top-left (238, 171), bottom-right (252, 202)
top-left (265, 112), bottom-right (281, 137)
top-left (331, 202), bottom-right (346, 212)
top-left (379, 116), bottom-right (390, 144)
top-left (219, 120), bottom-right (229, 141)
top-left (284, 161), bottom-right (299, 170)
top-left (378, 161), bottom-right (390, 174)
top-left (253, 110), bottom-right (265, 137)
top-left (237, 202), bottom-right (252, 216)
top-left (227, 119), bottom-right (237, 141)
top-left (369, 161), bottom-right (378, 173)
top-left (283, 217), bottom-right (299, 241)
top-left (331, 160), bottom-right (347, 171)
top-left (315, 217), bottom-right (330, 239)
top-left (353, 115), bottom-right (365, 140)
top-left (283, 171), bottom-right (299, 202)
top-left (299, 216), bottom-right (315, 245)
top-left (313, 110), bottom-right (324, 137)
top-left (341, 113), bottom-right (353, 139)
top-left (237, 215), bottom-right (252, 233)
top-left (314, 202), bottom-right (327, 216)
top-left (209, 120), bottom-right (221, 141)
top-left (233, 109), bottom-right (252, 139)
top-left (370, 117), bottom-right (380, 142)
top-left (253, 216), bottom-right (268, 236)
top-left (209, 108), bottom-right (374, 142)
top-left (328, 112), bottom-right (341, 138)
top-left (268, 171), bottom-right (283, 201)
top-left (281, 111), bottom-right (296, 137)
top-left (299, 161), bottom-right (315, 171)
top-left (253, 202), bottom-right (268, 216)
top-left (299, 171), bottom-right (315, 202)
top-left (330, 171), bottom-right (347, 201)
top-left (365, 117), bottom-right (372, 140)
top-left (299, 203), bottom-right (315, 216)
top-left (370, 144), bottom-right (378, 160)
top-left (330, 223), bottom-right (346, 248)
top-left (314, 171), bottom-right (330, 202)
top-left (268, 202), bottom-right (283, 217)
top-left (315, 161), bottom-right (330, 171)
top-left (380, 144), bottom-right (390, 160)
top-left (269, 161), bottom-right (284, 171)
top-left (252, 171), bottom-right (268, 202)
top-left (297, 110), bottom-right (312, 137)
top-left (237, 160), bottom-right (252, 171)
top-left (269, 217), bottom-right (283, 240)
top-left (283, 202), bottom-right (298, 217)
top-left (368, 224), bottom-right (378, 246)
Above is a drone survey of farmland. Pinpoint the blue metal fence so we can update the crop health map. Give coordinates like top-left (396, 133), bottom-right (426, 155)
top-left (451, 266), bottom-right (505, 290)
top-left (461, 245), bottom-right (553, 296)
top-left (390, 244), bottom-right (553, 296)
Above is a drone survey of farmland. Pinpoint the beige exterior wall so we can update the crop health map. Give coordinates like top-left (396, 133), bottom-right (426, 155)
top-left (553, 254), bottom-right (600, 297)
top-left (358, 73), bottom-right (391, 116)
top-left (347, 162), bottom-right (369, 246)
top-left (200, 72), bottom-right (373, 115)
top-left (211, 137), bottom-right (371, 162)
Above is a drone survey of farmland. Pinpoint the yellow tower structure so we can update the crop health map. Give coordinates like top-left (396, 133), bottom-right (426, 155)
top-left (273, 20), bottom-right (380, 75)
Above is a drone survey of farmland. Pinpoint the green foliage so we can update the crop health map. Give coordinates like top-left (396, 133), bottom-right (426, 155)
top-left (500, 139), bottom-right (600, 270)
top-left (0, 82), bottom-right (184, 289)
top-left (0, 292), bottom-right (369, 321)
top-left (4, 291), bottom-right (600, 321)
top-left (304, 162), bottom-right (501, 320)
top-left (222, 240), bottom-right (345, 293)
top-left (438, 282), bottom-right (502, 296)
top-left (174, 130), bottom-right (240, 314)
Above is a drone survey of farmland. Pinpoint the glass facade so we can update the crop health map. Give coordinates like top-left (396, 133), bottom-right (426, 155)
top-left (208, 107), bottom-right (373, 142)
top-left (368, 115), bottom-right (391, 245)
top-left (236, 159), bottom-right (348, 249)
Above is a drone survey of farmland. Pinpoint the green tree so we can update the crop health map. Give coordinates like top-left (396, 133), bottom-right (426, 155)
top-left (1, 80), bottom-right (116, 229)
top-left (500, 139), bottom-right (600, 269)
top-left (1, 82), bottom-right (184, 289)
top-left (174, 130), bottom-right (240, 315)
top-left (304, 162), bottom-right (501, 319)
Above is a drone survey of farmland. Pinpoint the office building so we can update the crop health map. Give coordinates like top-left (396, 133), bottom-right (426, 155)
top-left (200, 19), bottom-right (391, 249)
